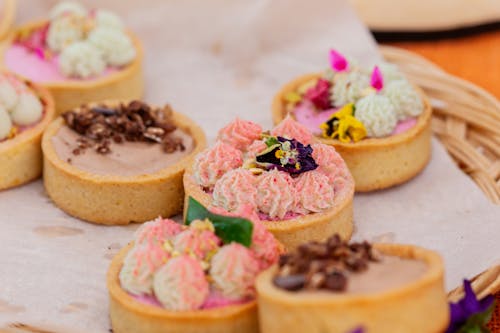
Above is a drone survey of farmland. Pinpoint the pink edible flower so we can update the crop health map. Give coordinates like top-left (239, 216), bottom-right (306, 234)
top-left (304, 79), bottom-right (331, 110)
top-left (329, 49), bottom-right (348, 72)
top-left (370, 66), bottom-right (384, 91)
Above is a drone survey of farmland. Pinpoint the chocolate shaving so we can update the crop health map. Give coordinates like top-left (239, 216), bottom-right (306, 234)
top-left (62, 101), bottom-right (183, 155)
top-left (273, 234), bottom-right (380, 292)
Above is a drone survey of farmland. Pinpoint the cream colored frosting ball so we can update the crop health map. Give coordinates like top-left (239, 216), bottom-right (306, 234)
top-left (94, 9), bottom-right (124, 30)
top-left (47, 15), bottom-right (86, 52)
top-left (355, 94), bottom-right (397, 138)
top-left (384, 79), bottom-right (424, 121)
top-left (88, 27), bottom-right (136, 67)
top-left (10, 93), bottom-right (43, 126)
top-left (49, 1), bottom-right (87, 20)
top-left (0, 79), bottom-right (18, 110)
top-left (0, 106), bottom-right (12, 140)
top-left (330, 69), bottom-right (370, 107)
top-left (59, 41), bottom-right (106, 78)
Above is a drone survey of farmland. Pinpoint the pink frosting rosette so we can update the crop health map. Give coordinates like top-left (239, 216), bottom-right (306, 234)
top-left (212, 168), bottom-right (258, 212)
top-left (134, 217), bottom-right (183, 248)
top-left (271, 116), bottom-right (313, 145)
top-left (311, 143), bottom-right (350, 192)
top-left (217, 118), bottom-right (262, 151)
top-left (294, 171), bottom-right (335, 214)
top-left (244, 139), bottom-right (267, 160)
top-left (255, 169), bottom-right (295, 219)
top-left (193, 141), bottom-right (243, 189)
top-left (209, 243), bottom-right (260, 300)
top-left (173, 227), bottom-right (221, 261)
top-left (153, 255), bottom-right (209, 311)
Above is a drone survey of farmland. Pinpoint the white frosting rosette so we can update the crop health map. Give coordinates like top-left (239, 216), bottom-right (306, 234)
top-left (355, 94), bottom-right (397, 138)
top-left (94, 9), bottom-right (125, 31)
top-left (49, 1), bottom-right (87, 20)
top-left (330, 69), bottom-right (370, 107)
top-left (384, 79), bottom-right (424, 121)
top-left (0, 106), bottom-right (12, 140)
top-left (59, 41), bottom-right (106, 78)
top-left (377, 62), bottom-right (406, 84)
top-left (88, 27), bottom-right (136, 67)
top-left (47, 14), bottom-right (86, 52)
top-left (10, 93), bottom-right (43, 126)
top-left (0, 79), bottom-right (18, 110)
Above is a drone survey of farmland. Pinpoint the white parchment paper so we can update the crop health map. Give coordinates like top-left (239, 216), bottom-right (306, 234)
top-left (0, 0), bottom-right (498, 332)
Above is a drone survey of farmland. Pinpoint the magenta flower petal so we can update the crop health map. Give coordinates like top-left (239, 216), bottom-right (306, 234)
top-left (304, 79), bottom-right (331, 110)
top-left (329, 49), bottom-right (348, 72)
top-left (370, 66), bottom-right (383, 91)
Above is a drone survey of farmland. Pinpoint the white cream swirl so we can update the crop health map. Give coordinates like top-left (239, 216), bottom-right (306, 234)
top-left (355, 94), bottom-right (397, 138)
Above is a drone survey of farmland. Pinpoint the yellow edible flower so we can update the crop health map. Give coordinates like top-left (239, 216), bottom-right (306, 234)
top-left (319, 103), bottom-right (367, 143)
top-left (284, 91), bottom-right (302, 104)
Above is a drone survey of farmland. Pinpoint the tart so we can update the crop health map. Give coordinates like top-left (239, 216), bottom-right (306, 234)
top-left (0, 0), bottom-right (16, 41)
top-left (0, 71), bottom-right (55, 190)
top-left (107, 200), bottom-right (283, 333)
top-left (256, 235), bottom-right (449, 333)
top-left (42, 100), bottom-right (206, 225)
top-left (272, 50), bottom-right (432, 192)
top-left (0, 1), bottom-right (143, 115)
top-left (183, 117), bottom-right (354, 250)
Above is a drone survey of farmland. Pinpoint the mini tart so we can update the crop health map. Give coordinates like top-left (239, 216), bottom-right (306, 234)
top-left (0, 75), bottom-right (55, 190)
top-left (256, 243), bottom-right (449, 333)
top-left (42, 101), bottom-right (206, 225)
top-left (108, 244), bottom-right (259, 333)
top-left (0, 20), bottom-right (144, 115)
top-left (0, 0), bottom-right (16, 41)
top-left (183, 167), bottom-right (354, 250)
top-left (272, 73), bottom-right (433, 192)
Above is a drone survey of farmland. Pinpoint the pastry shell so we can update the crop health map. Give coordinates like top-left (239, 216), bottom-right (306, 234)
top-left (0, 20), bottom-right (144, 116)
top-left (0, 0), bottom-right (16, 41)
top-left (0, 74), bottom-right (55, 190)
top-left (256, 243), bottom-right (449, 333)
top-left (42, 101), bottom-right (206, 225)
top-left (107, 244), bottom-right (259, 333)
top-left (272, 74), bottom-right (433, 192)
top-left (183, 166), bottom-right (354, 250)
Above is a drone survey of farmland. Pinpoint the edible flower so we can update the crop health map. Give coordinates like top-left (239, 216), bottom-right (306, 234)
top-left (255, 136), bottom-right (318, 175)
top-left (446, 279), bottom-right (495, 333)
top-left (329, 49), bottom-right (348, 72)
top-left (15, 23), bottom-right (51, 60)
top-left (370, 66), bottom-right (384, 91)
top-left (348, 327), bottom-right (364, 333)
top-left (304, 78), bottom-right (331, 110)
top-left (320, 103), bottom-right (367, 143)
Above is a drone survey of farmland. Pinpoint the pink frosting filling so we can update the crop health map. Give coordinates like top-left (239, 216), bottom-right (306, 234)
top-left (131, 290), bottom-right (249, 310)
top-left (5, 44), bottom-right (116, 83)
top-left (293, 101), bottom-right (417, 137)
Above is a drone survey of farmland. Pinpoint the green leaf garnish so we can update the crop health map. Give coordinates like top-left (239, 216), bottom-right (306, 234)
top-left (265, 136), bottom-right (280, 147)
top-left (184, 197), bottom-right (253, 247)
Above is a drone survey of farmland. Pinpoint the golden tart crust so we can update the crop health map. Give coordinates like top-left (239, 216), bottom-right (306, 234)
top-left (42, 101), bottom-right (206, 225)
top-left (256, 243), bottom-right (449, 333)
top-left (0, 20), bottom-right (144, 116)
top-left (272, 74), bottom-right (433, 192)
top-left (183, 166), bottom-right (354, 250)
top-left (107, 244), bottom-right (259, 333)
top-left (0, 0), bottom-right (16, 41)
top-left (0, 75), bottom-right (55, 190)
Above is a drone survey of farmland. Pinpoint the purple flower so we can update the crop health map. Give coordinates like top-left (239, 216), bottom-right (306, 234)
top-left (256, 136), bottom-right (318, 175)
top-left (446, 279), bottom-right (495, 333)
top-left (348, 327), bottom-right (364, 333)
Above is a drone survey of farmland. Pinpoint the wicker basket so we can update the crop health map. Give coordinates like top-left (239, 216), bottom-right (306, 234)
top-left (380, 46), bottom-right (500, 332)
top-left (0, 46), bottom-right (499, 333)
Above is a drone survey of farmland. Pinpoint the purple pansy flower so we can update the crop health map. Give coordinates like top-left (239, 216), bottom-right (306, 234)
top-left (256, 136), bottom-right (318, 175)
top-left (446, 279), bottom-right (495, 333)
top-left (348, 327), bottom-right (364, 333)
